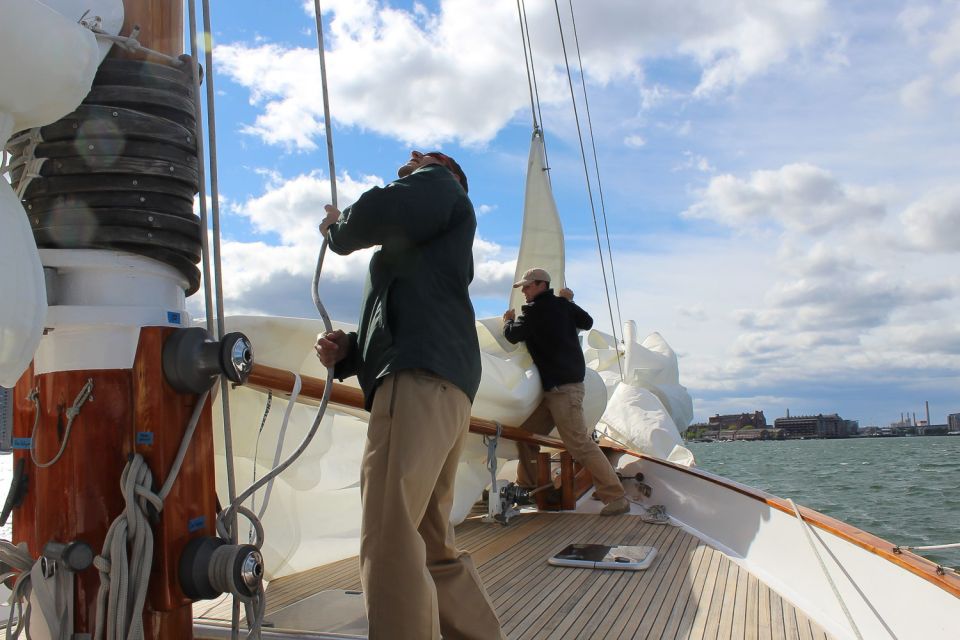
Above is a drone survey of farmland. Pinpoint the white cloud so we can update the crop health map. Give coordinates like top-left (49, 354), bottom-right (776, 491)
top-left (930, 14), bottom-right (960, 66)
top-left (900, 186), bottom-right (960, 252)
top-left (674, 151), bottom-right (714, 173)
top-left (215, 0), bottom-right (830, 149)
top-left (624, 134), bottom-right (646, 149)
top-left (683, 163), bottom-right (886, 234)
top-left (900, 75), bottom-right (935, 111)
top-left (188, 169), bottom-right (517, 319)
top-left (897, 5), bottom-right (933, 44)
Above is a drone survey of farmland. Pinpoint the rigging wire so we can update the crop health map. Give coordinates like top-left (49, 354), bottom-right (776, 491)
top-left (566, 0), bottom-right (624, 335)
top-left (518, 0), bottom-right (550, 172)
top-left (515, 0), bottom-right (538, 131)
top-left (551, 0), bottom-right (623, 379)
top-left (196, 0), bottom-right (250, 636)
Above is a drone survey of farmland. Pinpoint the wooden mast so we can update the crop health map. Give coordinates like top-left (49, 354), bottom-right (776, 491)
top-left (114, 0), bottom-right (184, 60)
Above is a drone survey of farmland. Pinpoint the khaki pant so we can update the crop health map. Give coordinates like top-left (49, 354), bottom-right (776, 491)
top-left (516, 382), bottom-right (625, 504)
top-left (361, 370), bottom-right (504, 640)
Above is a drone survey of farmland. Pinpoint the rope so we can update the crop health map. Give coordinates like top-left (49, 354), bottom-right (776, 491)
top-left (566, 0), bottom-right (624, 334)
top-left (249, 389), bottom-right (272, 525)
top-left (29, 378), bottom-right (94, 468)
top-left (206, 4), bottom-right (338, 636)
top-left (787, 499), bottom-right (865, 640)
top-left (255, 375), bottom-right (302, 520)
top-left (551, 0), bottom-right (623, 379)
top-left (0, 541), bottom-right (35, 639)
top-left (93, 455), bottom-right (160, 640)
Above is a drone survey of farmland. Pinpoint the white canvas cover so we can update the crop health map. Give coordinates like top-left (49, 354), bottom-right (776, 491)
top-left (0, 0), bottom-right (109, 386)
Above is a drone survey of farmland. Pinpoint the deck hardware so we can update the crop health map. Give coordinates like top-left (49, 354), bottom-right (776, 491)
top-left (162, 327), bottom-right (253, 394)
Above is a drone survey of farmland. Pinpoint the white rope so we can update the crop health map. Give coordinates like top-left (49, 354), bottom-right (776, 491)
top-left (90, 390), bottom-right (207, 640)
top-left (255, 374), bottom-right (302, 520)
top-left (29, 378), bottom-right (94, 468)
top-left (787, 499), bottom-right (865, 640)
top-left (93, 455), bottom-right (160, 640)
top-left (0, 541), bottom-right (35, 639)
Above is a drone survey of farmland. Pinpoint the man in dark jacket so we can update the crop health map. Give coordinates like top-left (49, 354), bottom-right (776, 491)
top-left (315, 151), bottom-right (503, 640)
top-left (502, 267), bottom-right (629, 516)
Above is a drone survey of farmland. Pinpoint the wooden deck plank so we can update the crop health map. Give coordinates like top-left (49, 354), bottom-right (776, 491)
top-left (783, 598), bottom-right (802, 640)
top-left (670, 545), bottom-right (718, 640)
top-left (745, 571), bottom-right (760, 640)
top-left (717, 560), bottom-right (740, 639)
top-left (194, 512), bottom-right (835, 640)
top-left (703, 554), bottom-right (732, 640)
top-left (769, 589), bottom-right (786, 640)
top-left (757, 578), bottom-right (772, 640)
top-left (731, 562), bottom-right (750, 639)
top-left (502, 514), bottom-right (643, 637)
top-left (639, 541), bottom-right (709, 640)
top-left (523, 514), bottom-right (646, 640)
top-left (654, 543), bottom-right (710, 639)
top-left (609, 529), bottom-right (698, 638)
top-left (684, 547), bottom-right (724, 640)
top-left (580, 525), bottom-right (684, 639)
top-left (559, 523), bottom-right (680, 640)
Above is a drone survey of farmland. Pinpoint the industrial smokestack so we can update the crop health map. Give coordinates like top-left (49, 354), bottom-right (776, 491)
top-left (926, 401), bottom-right (930, 426)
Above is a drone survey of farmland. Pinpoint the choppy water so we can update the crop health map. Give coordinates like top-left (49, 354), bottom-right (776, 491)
top-left (685, 436), bottom-right (960, 569)
top-left (2, 436), bottom-right (958, 570)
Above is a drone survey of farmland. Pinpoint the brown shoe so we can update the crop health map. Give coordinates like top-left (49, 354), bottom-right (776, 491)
top-left (600, 496), bottom-right (629, 516)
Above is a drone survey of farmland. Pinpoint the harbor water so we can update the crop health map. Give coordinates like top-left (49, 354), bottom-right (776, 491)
top-left (1, 436), bottom-right (957, 571)
top-left (686, 435), bottom-right (960, 569)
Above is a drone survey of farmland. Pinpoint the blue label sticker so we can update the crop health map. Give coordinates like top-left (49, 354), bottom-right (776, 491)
top-left (188, 516), bottom-right (206, 533)
top-left (12, 438), bottom-right (31, 450)
top-left (136, 432), bottom-right (154, 446)
top-left (166, 311), bottom-right (182, 325)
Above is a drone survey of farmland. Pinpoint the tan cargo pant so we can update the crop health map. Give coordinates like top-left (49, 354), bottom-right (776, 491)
top-left (516, 382), bottom-right (625, 504)
top-left (360, 370), bottom-right (505, 640)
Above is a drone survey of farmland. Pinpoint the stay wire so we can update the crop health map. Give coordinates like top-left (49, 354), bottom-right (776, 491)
top-left (551, 0), bottom-right (623, 379)
top-left (519, 0), bottom-right (551, 173)
top-left (515, 0), bottom-right (538, 131)
top-left (567, 0), bottom-right (624, 334)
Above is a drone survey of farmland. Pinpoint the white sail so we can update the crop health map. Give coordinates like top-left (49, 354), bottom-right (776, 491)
top-left (0, 0), bottom-right (105, 386)
top-left (508, 129), bottom-right (565, 312)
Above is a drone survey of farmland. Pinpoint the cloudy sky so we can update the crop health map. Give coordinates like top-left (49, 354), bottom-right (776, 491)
top-left (193, 0), bottom-right (960, 427)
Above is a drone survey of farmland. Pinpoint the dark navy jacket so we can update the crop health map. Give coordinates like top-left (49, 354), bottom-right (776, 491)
top-left (502, 289), bottom-right (593, 390)
top-left (326, 164), bottom-right (481, 410)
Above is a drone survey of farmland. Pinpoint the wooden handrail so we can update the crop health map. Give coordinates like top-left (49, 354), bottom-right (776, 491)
top-left (245, 363), bottom-right (627, 453)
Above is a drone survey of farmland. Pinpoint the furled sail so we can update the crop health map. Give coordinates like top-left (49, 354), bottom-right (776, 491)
top-left (508, 129), bottom-right (565, 312)
top-left (0, 0), bottom-right (108, 385)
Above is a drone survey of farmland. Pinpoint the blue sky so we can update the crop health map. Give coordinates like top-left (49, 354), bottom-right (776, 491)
top-left (190, 0), bottom-right (960, 427)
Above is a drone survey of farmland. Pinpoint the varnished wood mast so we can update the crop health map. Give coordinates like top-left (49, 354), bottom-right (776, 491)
top-left (247, 362), bottom-right (960, 600)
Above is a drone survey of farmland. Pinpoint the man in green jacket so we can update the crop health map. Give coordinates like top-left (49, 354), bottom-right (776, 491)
top-left (315, 151), bottom-right (503, 640)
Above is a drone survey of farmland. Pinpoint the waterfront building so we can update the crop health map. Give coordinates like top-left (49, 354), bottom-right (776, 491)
top-left (948, 413), bottom-right (960, 431)
top-left (708, 411), bottom-right (768, 430)
top-left (773, 413), bottom-right (852, 438)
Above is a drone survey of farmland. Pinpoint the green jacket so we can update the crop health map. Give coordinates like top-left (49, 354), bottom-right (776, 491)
top-left (326, 164), bottom-right (481, 410)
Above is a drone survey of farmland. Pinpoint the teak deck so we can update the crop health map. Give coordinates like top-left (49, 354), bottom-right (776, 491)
top-left (195, 512), bottom-right (834, 639)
